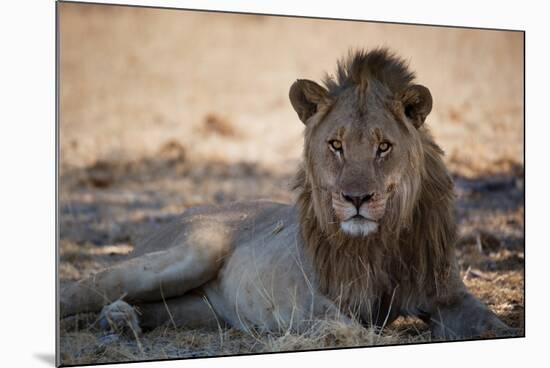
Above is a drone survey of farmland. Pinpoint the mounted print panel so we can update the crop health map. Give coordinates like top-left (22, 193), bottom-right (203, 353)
top-left (57, 2), bottom-right (524, 366)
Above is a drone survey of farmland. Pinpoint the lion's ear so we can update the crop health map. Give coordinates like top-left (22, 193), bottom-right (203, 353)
top-left (400, 84), bottom-right (433, 128)
top-left (289, 79), bottom-right (329, 124)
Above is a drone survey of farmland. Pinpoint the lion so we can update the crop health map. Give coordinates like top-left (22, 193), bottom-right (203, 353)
top-left (60, 48), bottom-right (512, 341)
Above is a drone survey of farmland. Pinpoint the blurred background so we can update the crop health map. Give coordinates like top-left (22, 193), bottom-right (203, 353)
top-left (59, 4), bottom-right (523, 172)
top-left (58, 2), bottom-right (524, 364)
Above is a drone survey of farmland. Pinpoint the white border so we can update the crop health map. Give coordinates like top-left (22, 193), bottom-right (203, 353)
top-left (2, 1), bottom-right (547, 367)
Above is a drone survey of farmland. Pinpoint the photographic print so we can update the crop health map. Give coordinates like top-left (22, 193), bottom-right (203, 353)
top-left (57, 2), bottom-right (524, 366)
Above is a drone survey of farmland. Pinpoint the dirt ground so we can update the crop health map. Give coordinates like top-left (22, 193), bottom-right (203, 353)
top-left (58, 3), bottom-right (524, 365)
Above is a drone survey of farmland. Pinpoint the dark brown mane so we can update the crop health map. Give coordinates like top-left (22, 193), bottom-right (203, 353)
top-left (322, 48), bottom-right (415, 97)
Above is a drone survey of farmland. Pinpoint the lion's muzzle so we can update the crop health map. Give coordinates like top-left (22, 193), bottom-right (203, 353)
top-left (331, 191), bottom-right (387, 236)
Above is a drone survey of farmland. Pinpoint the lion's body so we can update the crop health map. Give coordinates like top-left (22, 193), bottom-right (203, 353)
top-left (192, 202), bottom-right (339, 333)
top-left (60, 48), bottom-right (511, 340)
top-left (62, 201), bottom-right (346, 333)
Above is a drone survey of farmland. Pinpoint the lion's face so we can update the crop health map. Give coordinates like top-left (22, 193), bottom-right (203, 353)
top-left (309, 88), bottom-right (411, 236)
top-left (290, 78), bottom-right (432, 237)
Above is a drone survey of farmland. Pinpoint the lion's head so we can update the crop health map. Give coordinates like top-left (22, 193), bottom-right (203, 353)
top-left (290, 49), bottom-right (433, 238)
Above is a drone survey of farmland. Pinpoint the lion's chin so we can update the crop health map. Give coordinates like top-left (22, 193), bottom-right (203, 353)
top-left (340, 218), bottom-right (379, 237)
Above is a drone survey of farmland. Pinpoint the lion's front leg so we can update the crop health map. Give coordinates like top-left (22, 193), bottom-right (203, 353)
top-left (428, 291), bottom-right (512, 340)
top-left (60, 242), bottom-right (227, 318)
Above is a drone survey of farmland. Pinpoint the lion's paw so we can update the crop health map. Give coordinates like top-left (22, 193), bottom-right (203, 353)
top-left (98, 300), bottom-right (142, 338)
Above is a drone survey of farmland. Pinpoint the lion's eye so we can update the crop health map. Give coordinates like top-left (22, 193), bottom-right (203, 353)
top-left (328, 140), bottom-right (343, 152)
top-left (377, 142), bottom-right (392, 156)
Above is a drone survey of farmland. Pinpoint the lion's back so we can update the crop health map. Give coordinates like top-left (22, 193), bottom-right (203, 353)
top-left (132, 200), bottom-right (296, 256)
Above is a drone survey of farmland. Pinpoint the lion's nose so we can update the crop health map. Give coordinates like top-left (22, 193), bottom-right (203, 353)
top-left (341, 192), bottom-right (375, 209)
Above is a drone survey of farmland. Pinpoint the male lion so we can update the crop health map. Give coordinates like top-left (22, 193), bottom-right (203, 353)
top-left (61, 48), bottom-right (511, 340)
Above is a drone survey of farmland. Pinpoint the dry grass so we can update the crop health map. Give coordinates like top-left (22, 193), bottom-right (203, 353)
top-left (58, 3), bottom-right (524, 366)
top-left (60, 314), bottom-right (428, 365)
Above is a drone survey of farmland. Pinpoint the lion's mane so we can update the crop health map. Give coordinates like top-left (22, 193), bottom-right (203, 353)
top-left (293, 49), bottom-right (460, 319)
